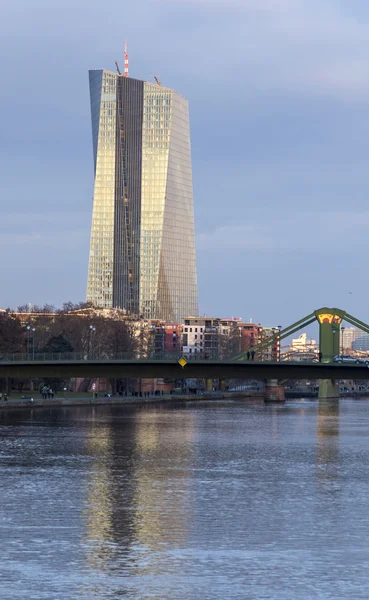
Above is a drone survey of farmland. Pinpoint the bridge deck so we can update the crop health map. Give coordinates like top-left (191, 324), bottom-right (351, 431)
top-left (1, 360), bottom-right (369, 380)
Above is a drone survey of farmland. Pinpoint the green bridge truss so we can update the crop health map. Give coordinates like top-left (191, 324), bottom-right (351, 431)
top-left (233, 307), bottom-right (369, 363)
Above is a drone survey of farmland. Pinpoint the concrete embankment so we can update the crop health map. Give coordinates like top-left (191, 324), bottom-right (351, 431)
top-left (0, 391), bottom-right (265, 410)
top-left (286, 390), bottom-right (369, 399)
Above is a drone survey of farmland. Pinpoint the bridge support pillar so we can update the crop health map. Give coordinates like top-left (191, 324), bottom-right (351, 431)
top-left (206, 379), bottom-right (213, 392)
top-left (318, 380), bottom-right (339, 399)
top-left (265, 379), bottom-right (285, 403)
top-left (219, 379), bottom-right (226, 391)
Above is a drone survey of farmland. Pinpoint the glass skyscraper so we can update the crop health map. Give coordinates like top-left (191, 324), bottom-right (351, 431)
top-left (86, 70), bottom-right (198, 322)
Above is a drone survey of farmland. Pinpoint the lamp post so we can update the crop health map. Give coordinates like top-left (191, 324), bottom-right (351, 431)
top-left (332, 326), bottom-right (337, 361)
top-left (32, 328), bottom-right (35, 360)
top-left (89, 325), bottom-right (96, 359)
top-left (26, 325), bottom-right (30, 359)
top-left (278, 325), bottom-right (282, 362)
top-left (26, 325), bottom-right (36, 360)
top-left (341, 326), bottom-right (345, 356)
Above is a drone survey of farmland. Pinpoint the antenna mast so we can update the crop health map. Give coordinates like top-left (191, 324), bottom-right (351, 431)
top-left (124, 40), bottom-right (129, 77)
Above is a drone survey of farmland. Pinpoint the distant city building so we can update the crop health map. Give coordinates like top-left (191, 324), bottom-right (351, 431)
top-left (341, 327), bottom-right (360, 351)
top-left (86, 64), bottom-right (198, 322)
top-left (151, 321), bottom-right (182, 355)
top-left (291, 333), bottom-right (317, 351)
top-left (283, 332), bottom-right (318, 362)
top-left (182, 317), bottom-right (218, 357)
top-left (352, 333), bottom-right (369, 352)
top-left (182, 316), bottom-right (240, 358)
top-left (237, 322), bottom-right (261, 353)
top-left (181, 317), bottom-right (279, 360)
top-left (259, 326), bottom-right (280, 361)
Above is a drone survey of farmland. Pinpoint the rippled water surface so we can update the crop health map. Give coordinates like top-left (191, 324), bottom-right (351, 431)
top-left (2, 399), bottom-right (369, 599)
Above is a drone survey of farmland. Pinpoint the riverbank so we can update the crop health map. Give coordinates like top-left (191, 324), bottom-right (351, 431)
top-left (286, 389), bottom-right (369, 399)
top-left (0, 390), bottom-right (265, 410)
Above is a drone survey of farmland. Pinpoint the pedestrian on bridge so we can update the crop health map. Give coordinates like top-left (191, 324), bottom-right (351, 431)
top-left (251, 350), bottom-right (255, 361)
top-left (247, 351), bottom-right (250, 360)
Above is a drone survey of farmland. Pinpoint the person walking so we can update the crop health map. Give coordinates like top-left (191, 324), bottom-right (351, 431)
top-left (247, 351), bottom-right (250, 360)
top-left (251, 350), bottom-right (255, 361)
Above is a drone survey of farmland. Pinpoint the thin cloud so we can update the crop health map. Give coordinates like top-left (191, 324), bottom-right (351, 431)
top-left (160, 0), bottom-right (369, 97)
top-left (197, 211), bottom-right (369, 251)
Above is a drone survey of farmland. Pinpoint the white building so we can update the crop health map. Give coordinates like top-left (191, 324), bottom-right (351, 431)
top-left (291, 333), bottom-right (317, 352)
top-left (182, 317), bottom-right (240, 358)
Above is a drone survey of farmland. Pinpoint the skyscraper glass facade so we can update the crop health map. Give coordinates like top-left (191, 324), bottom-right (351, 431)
top-left (87, 70), bottom-right (198, 322)
top-left (87, 70), bottom-right (117, 308)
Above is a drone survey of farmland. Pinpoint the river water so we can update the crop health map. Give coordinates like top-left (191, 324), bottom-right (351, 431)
top-left (1, 398), bottom-right (369, 599)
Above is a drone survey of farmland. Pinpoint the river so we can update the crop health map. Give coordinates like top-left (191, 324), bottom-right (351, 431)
top-left (1, 398), bottom-right (369, 599)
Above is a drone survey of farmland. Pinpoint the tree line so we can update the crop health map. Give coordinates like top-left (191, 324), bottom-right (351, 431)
top-left (0, 302), bottom-right (138, 359)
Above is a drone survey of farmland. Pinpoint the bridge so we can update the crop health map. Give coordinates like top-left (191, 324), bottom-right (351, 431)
top-left (2, 306), bottom-right (369, 399)
top-left (231, 306), bottom-right (369, 397)
top-left (233, 306), bottom-right (369, 363)
top-left (1, 358), bottom-right (369, 382)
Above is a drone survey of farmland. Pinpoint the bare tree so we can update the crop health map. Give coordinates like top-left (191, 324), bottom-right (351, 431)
top-left (0, 313), bottom-right (24, 355)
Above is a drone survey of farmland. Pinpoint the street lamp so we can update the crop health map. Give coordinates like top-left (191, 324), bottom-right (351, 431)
top-left (89, 324), bottom-right (96, 359)
top-left (26, 325), bottom-right (36, 360)
top-left (341, 326), bottom-right (345, 356)
top-left (278, 325), bottom-right (282, 362)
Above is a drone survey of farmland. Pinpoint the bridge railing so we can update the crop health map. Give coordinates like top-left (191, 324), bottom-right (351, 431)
top-left (0, 351), bottom-right (214, 362)
top-left (0, 351), bottom-right (313, 363)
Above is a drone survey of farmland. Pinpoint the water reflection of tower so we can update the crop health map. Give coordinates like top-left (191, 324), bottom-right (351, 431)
top-left (82, 408), bottom-right (140, 571)
top-left (82, 407), bottom-right (196, 574)
top-left (316, 401), bottom-right (340, 484)
top-left (131, 410), bottom-right (196, 554)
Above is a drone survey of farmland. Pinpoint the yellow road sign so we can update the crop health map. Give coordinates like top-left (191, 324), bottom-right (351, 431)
top-left (178, 357), bottom-right (188, 368)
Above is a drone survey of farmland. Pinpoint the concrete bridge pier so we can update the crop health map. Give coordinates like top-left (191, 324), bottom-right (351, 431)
top-left (219, 379), bottom-right (226, 391)
top-left (318, 380), bottom-right (339, 400)
top-left (265, 379), bottom-right (285, 403)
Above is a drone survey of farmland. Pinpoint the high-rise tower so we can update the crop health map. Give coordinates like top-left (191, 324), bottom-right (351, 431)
top-left (86, 64), bottom-right (198, 322)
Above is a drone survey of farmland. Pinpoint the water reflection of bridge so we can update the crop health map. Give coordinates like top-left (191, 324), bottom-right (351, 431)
top-left (317, 401), bottom-right (340, 485)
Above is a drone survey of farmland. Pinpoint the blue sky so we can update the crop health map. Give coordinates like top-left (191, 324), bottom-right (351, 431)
top-left (1, 0), bottom-right (369, 328)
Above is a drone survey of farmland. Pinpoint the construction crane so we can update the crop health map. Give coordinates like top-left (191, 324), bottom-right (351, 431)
top-left (115, 60), bottom-right (122, 75)
top-left (154, 75), bottom-right (163, 87)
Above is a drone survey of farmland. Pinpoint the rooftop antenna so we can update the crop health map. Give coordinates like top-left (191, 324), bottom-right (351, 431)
top-left (124, 40), bottom-right (129, 77)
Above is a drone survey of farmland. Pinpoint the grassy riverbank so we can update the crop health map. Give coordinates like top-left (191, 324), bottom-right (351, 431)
top-left (0, 390), bottom-right (265, 410)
